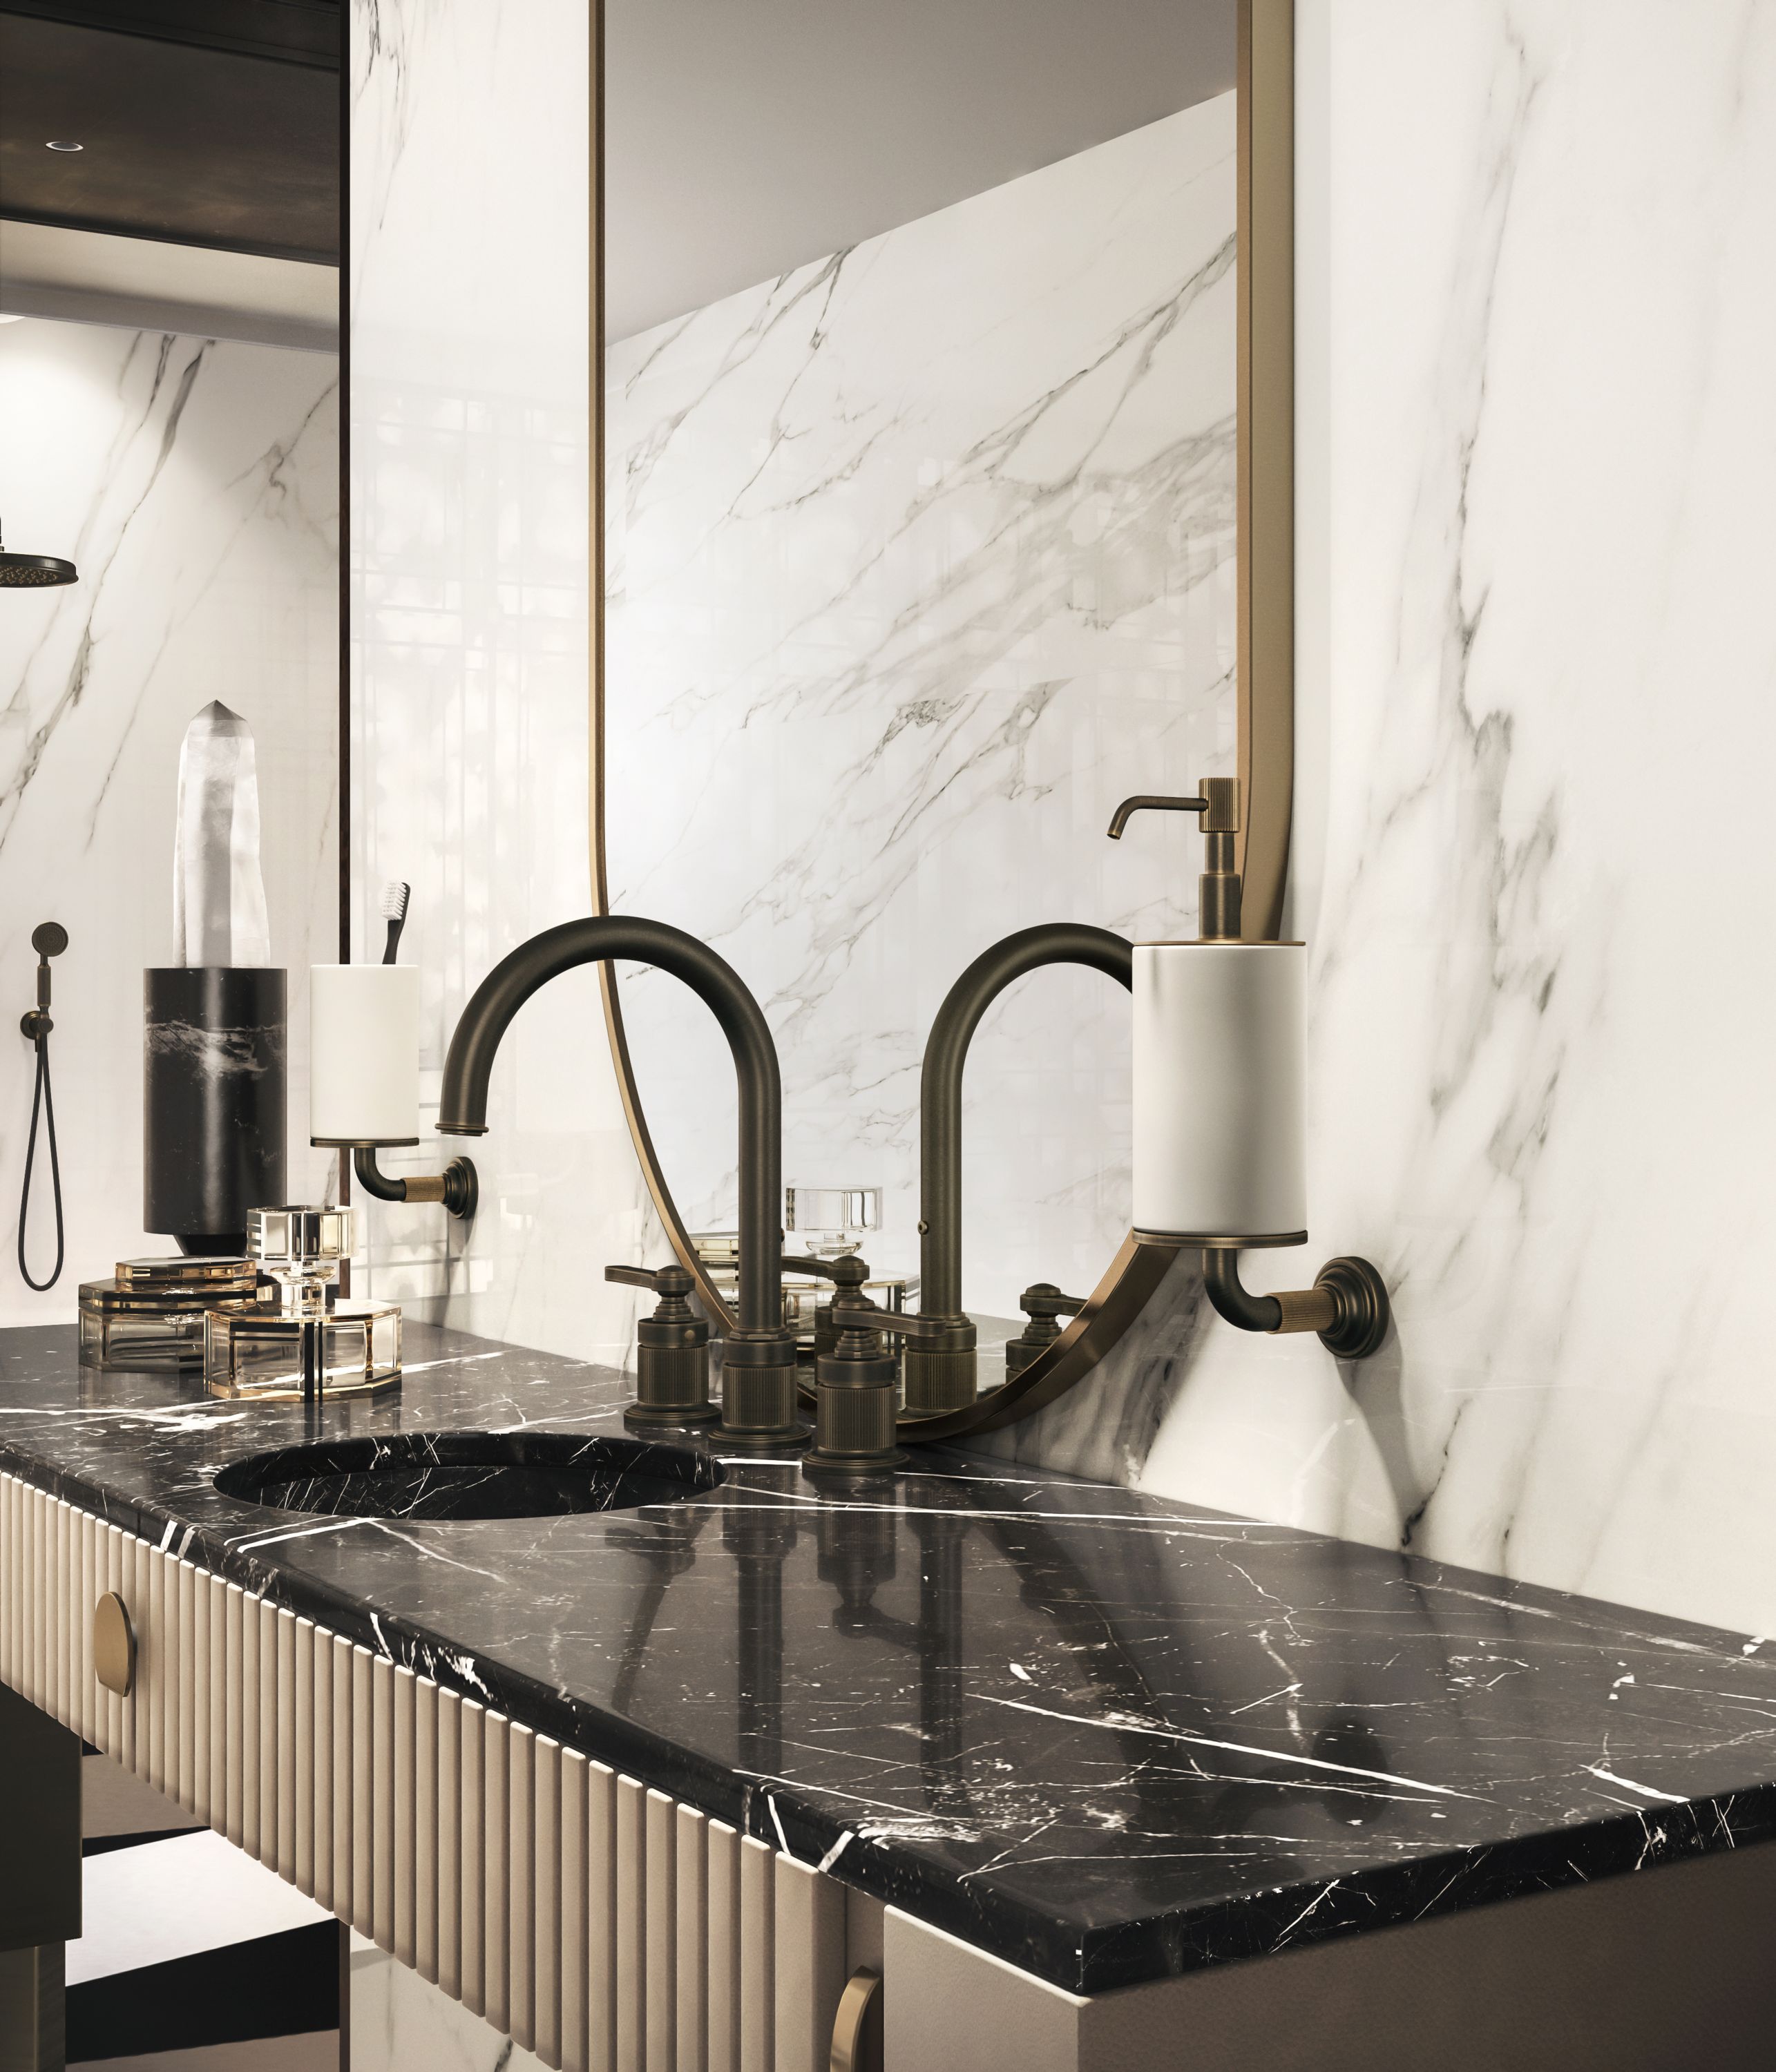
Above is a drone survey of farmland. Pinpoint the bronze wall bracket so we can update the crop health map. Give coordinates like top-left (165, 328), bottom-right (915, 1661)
top-left (352, 1144), bottom-right (479, 1219)
top-left (1201, 1245), bottom-right (1390, 1361)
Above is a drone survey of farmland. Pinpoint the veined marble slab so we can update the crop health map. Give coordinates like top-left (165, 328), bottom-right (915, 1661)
top-left (995, 0), bottom-right (1776, 1643)
top-left (7, 1318), bottom-right (1776, 1999)
top-left (604, 97), bottom-right (1237, 1316)
top-left (0, 319), bottom-right (338, 1325)
top-left (351, 0), bottom-right (1776, 1657)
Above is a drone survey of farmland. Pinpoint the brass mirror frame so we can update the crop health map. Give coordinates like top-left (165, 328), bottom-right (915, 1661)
top-left (590, 0), bottom-right (1296, 1426)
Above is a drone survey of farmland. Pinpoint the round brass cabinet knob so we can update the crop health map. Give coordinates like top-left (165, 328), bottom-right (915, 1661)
top-left (830, 1966), bottom-right (882, 2072)
top-left (93, 1591), bottom-right (135, 1697)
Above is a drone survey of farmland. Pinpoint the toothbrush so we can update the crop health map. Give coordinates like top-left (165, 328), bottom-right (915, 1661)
top-left (381, 881), bottom-right (410, 965)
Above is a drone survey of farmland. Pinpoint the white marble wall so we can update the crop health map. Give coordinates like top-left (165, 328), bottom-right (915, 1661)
top-left (0, 316), bottom-right (338, 1324)
top-left (349, 0), bottom-right (654, 1365)
top-left (351, 0), bottom-right (1776, 1651)
top-left (606, 99), bottom-right (1236, 1316)
top-left (996, 0), bottom-right (1776, 1644)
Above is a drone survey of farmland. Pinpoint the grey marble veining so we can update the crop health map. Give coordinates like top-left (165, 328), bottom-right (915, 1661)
top-left (347, 0), bottom-right (1776, 1676)
top-left (604, 97), bottom-right (1236, 1318)
top-left (6, 1321), bottom-right (1776, 1995)
top-left (0, 318), bottom-right (339, 1325)
top-left (1033, 0), bottom-right (1776, 1645)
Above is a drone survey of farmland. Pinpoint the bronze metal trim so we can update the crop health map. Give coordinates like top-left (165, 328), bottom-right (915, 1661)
top-left (94, 1591), bottom-right (135, 1698)
top-left (830, 1966), bottom-right (884, 2072)
top-left (1237, 0), bottom-right (1295, 942)
top-left (591, 2), bottom-right (1299, 1407)
top-left (350, 1144), bottom-right (479, 1219)
top-left (586, 0), bottom-right (738, 1331)
top-left (1203, 1247), bottom-right (1391, 1360)
top-left (1136, 1228), bottom-right (1306, 1248)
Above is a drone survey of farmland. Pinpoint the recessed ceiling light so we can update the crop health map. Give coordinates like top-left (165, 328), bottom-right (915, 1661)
top-left (45, 140), bottom-right (84, 153)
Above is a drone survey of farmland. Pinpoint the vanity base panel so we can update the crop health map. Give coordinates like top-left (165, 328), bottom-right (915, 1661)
top-left (0, 1680), bottom-right (80, 1953)
top-left (885, 1838), bottom-right (1776, 2071)
top-left (0, 1469), bottom-right (848, 2072)
top-left (0, 1944), bottom-right (64, 2071)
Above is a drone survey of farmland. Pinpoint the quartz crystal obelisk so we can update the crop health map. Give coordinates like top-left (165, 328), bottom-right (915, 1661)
top-left (144, 702), bottom-right (287, 1255)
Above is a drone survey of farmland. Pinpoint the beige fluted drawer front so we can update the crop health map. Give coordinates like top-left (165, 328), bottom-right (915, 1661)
top-left (0, 1470), bottom-right (848, 2072)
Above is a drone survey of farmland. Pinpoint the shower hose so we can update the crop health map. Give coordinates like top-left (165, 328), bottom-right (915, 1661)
top-left (18, 1021), bottom-right (64, 1292)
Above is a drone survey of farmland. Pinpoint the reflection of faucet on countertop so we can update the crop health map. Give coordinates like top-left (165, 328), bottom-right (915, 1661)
top-left (726, 1493), bottom-right (801, 1783)
top-left (819, 1494), bottom-right (979, 1816)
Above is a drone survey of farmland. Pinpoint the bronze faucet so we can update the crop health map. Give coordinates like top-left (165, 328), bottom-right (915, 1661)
top-left (437, 915), bottom-right (805, 1446)
top-left (906, 922), bottom-right (1134, 1417)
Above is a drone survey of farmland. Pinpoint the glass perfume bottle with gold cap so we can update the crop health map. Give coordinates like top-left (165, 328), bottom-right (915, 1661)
top-left (204, 1207), bottom-right (401, 1401)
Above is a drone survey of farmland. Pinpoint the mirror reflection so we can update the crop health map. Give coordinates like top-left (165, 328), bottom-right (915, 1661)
top-left (604, 4), bottom-right (1239, 1340)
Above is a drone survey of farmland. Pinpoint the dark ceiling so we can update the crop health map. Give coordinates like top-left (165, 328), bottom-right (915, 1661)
top-left (0, 1), bottom-right (340, 265)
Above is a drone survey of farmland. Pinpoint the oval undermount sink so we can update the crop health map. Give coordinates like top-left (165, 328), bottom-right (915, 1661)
top-left (214, 1432), bottom-right (723, 1522)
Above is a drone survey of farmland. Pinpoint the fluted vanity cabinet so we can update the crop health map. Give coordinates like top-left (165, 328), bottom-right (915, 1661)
top-left (0, 1468), bottom-right (852, 2071)
top-left (5, 1324), bottom-right (1776, 2072)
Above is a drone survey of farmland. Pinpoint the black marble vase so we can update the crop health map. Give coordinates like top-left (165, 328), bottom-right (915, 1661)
top-left (144, 968), bottom-right (287, 1256)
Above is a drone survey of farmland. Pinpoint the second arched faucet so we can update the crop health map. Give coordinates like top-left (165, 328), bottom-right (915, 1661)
top-left (903, 922), bottom-right (1134, 1419)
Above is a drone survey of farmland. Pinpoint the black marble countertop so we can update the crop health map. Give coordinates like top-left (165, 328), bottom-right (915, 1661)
top-left (3, 1320), bottom-right (1775, 1995)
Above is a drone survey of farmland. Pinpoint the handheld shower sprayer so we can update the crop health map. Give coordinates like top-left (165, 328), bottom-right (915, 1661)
top-left (18, 921), bottom-right (68, 1291)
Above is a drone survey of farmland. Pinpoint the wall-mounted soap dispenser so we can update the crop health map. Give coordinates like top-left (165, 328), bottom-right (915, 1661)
top-left (309, 885), bottom-right (477, 1220)
top-left (1111, 782), bottom-right (1388, 1359)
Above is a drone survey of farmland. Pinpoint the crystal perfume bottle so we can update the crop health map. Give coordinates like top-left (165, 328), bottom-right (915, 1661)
top-left (783, 1186), bottom-right (881, 1260)
top-left (204, 1207), bottom-right (401, 1401)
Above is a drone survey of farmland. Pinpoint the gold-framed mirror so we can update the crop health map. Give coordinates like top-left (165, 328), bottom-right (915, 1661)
top-left (591, 0), bottom-right (1295, 1432)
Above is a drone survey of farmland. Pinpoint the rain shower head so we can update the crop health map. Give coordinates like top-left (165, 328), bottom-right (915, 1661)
top-left (0, 519), bottom-right (77, 588)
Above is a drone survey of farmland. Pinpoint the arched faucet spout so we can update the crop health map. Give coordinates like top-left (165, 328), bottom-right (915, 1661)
top-left (908, 923), bottom-right (1133, 1415)
top-left (437, 915), bottom-right (791, 1359)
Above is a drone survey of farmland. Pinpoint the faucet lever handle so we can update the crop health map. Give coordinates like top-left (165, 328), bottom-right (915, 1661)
top-left (604, 1263), bottom-right (694, 1300)
top-left (869, 1305), bottom-right (956, 1345)
top-left (1018, 1282), bottom-right (1087, 1323)
top-left (779, 1254), bottom-right (841, 1280)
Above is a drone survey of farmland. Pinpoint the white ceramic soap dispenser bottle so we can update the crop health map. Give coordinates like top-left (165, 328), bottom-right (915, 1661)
top-left (1109, 780), bottom-right (1388, 1358)
top-left (1111, 778), bottom-right (1306, 1245)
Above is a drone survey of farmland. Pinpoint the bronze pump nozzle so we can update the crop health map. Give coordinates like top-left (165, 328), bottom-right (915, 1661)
top-left (1107, 778), bottom-right (1242, 941)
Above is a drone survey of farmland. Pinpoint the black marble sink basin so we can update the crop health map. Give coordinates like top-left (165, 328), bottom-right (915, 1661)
top-left (213, 1430), bottom-right (723, 1521)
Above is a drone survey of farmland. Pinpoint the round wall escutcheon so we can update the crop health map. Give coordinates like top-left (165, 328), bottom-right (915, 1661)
top-left (93, 1591), bottom-right (135, 1698)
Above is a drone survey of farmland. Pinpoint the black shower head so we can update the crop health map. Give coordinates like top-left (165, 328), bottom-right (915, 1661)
top-left (0, 519), bottom-right (77, 588)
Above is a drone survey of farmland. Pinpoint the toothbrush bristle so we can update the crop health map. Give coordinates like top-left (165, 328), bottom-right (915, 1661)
top-left (380, 880), bottom-right (410, 923)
